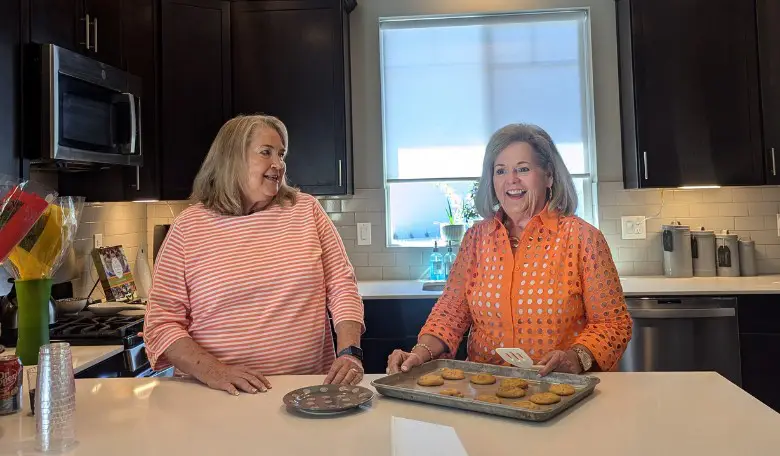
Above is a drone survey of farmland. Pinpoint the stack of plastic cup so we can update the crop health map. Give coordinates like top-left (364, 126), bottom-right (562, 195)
top-left (36, 343), bottom-right (76, 452)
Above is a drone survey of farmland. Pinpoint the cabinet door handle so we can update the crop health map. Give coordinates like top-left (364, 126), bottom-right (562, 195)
top-left (772, 147), bottom-right (777, 177)
top-left (338, 159), bottom-right (343, 187)
top-left (81, 14), bottom-right (91, 50)
top-left (93, 16), bottom-right (98, 53)
top-left (643, 151), bottom-right (648, 180)
top-left (136, 166), bottom-right (141, 191)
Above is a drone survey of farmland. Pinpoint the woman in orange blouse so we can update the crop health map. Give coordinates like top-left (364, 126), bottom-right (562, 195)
top-left (387, 124), bottom-right (632, 376)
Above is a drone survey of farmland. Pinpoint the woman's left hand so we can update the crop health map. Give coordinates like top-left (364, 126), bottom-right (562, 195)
top-left (324, 355), bottom-right (364, 385)
top-left (537, 350), bottom-right (582, 377)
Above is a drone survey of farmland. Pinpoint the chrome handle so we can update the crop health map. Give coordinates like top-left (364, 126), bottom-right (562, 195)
top-left (136, 166), bottom-right (140, 191)
top-left (772, 147), bottom-right (776, 177)
top-left (643, 151), bottom-right (648, 180)
top-left (125, 93), bottom-right (137, 154)
top-left (81, 14), bottom-right (91, 50)
top-left (628, 307), bottom-right (735, 319)
top-left (338, 159), bottom-right (343, 187)
top-left (93, 17), bottom-right (98, 53)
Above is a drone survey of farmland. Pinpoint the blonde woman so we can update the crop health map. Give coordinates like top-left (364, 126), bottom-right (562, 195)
top-left (144, 115), bottom-right (365, 395)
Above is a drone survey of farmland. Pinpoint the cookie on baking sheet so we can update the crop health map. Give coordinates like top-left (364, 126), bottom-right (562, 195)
top-left (500, 378), bottom-right (529, 389)
top-left (548, 383), bottom-right (576, 396)
top-left (469, 373), bottom-right (497, 385)
top-left (417, 374), bottom-right (445, 387)
top-left (475, 394), bottom-right (501, 404)
top-left (496, 386), bottom-right (526, 399)
top-left (529, 392), bottom-right (561, 405)
top-left (511, 400), bottom-right (542, 411)
top-left (440, 368), bottom-right (466, 380)
top-left (439, 388), bottom-right (464, 398)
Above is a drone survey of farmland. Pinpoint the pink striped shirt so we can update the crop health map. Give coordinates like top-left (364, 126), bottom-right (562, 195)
top-left (143, 193), bottom-right (364, 375)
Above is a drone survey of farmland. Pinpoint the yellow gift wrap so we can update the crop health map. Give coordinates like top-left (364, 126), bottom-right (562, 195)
top-left (7, 202), bottom-right (76, 279)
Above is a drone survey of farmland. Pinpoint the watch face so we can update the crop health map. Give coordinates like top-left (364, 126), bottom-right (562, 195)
top-left (340, 346), bottom-right (363, 360)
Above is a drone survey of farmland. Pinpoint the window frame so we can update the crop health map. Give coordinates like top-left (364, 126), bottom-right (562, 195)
top-left (379, 9), bottom-right (600, 248)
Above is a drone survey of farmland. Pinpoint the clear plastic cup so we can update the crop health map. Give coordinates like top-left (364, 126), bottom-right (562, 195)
top-left (36, 343), bottom-right (76, 452)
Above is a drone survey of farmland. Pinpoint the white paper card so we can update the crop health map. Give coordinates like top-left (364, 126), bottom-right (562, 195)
top-left (391, 416), bottom-right (469, 456)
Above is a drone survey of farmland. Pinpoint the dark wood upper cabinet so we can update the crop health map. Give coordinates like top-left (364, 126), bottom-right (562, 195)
top-left (29, 0), bottom-right (80, 51)
top-left (82, 0), bottom-right (123, 68)
top-left (758, 0), bottom-right (780, 185)
top-left (0, 0), bottom-right (21, 179)
top-left (159, 0), bottom-right (231, 201)
top-left (617, 0), bottom-right (764, 189)
top-left (231, 0), bottom-right (354, 196)
top-left (122, 0), bottom-right (159, 200)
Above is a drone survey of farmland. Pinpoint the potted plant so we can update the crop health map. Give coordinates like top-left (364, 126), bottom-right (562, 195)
top-left (462, 182), bottom-right (481, 227)
top-left (437, 184), bottom-right (467, 243)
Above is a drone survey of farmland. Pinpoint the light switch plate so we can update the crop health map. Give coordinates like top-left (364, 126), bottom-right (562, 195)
top-left (357, 222), bottom-right (371, 246)
top-left (621, 216), bottom-right (646, 240)
top-left (93, 233), bottom-right (103, 249)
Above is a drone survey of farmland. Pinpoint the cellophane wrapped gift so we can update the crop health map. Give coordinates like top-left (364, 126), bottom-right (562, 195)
top-left (0, 175), bottom-right (56, 264)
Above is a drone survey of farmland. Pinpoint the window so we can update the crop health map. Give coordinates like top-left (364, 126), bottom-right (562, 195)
top-left (379, 10), bottom-right (597, 247)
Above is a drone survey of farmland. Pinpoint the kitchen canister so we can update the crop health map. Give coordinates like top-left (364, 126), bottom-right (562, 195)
top-left (715, 231), bottom-right (740, 277)
top-left (691, 228), bottom-right (717, 277)
top-left (739, 238), bottom-right (757, 277)
top-left (662, 222), bottom-right (693, 278)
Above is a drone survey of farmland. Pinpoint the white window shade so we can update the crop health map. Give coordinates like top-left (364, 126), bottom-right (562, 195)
top-left (380, 10), bottom-right (592, 181)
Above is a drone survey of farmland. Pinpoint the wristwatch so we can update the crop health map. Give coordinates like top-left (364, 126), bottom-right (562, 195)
top-left (337, 346), bottom-right (364, 362)
top-left (572, 346), bottom-right (593, 372)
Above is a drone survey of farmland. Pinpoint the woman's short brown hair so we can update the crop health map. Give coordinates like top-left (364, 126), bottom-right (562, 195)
top-left (190, 114), bottom-right (298, 215)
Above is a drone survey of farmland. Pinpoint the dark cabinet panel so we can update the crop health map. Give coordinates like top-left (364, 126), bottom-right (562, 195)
top-left (84, 0), bottom-right (123, 68)
top-left (231, 0), bottom-right (353, 195)
top-left (160, 0), bottom-right (231, 201)
top-left (758, 0), bottom-right (780, 185)
top-left (739, 333), bottom-right (780, 412)
top-left (29, 0), bottom-right (80, 51)
top-left (0, 0), bottom-right (21, 179)
top-left (123, 0), bottom-right (159, 200)
top-left (617, 0), bottom-right (763, 188)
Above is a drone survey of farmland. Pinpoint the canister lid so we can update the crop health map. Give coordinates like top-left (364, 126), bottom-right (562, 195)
top-left (715, 229), bottom-right (738, 240)
top-left (691, 226), bottom-right (715, 237)
top-left (662, 221), bottom-right (690, 231)
top-left (739, 237), bottom-right (755, 246)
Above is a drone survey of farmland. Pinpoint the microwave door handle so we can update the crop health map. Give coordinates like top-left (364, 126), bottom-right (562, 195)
top-left (125, 93), bottom-right (137, 154)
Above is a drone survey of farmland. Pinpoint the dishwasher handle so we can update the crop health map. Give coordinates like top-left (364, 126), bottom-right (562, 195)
top-left (628, 307), bottom-right (735, 319)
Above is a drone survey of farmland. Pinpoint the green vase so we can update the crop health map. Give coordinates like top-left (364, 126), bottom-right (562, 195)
top-left (15, 278), bottom-right (53, 366)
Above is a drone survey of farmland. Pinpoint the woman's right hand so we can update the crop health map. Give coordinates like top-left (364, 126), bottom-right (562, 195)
top-left (196, 362), bottom-right (272, 396)
top-left (386, 349), bottom-right (424, 374)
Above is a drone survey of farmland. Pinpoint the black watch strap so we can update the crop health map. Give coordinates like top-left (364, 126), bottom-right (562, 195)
top-left (337, 346), bottom-right (363, 362)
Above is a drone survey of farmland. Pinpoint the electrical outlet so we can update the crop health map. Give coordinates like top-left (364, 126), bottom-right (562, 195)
top-left (93, 233), bottom-right (103, 249)
top-left (621, 216), bottom-right (647, 240)
top-left (357, 223), bottom-right (371, 246)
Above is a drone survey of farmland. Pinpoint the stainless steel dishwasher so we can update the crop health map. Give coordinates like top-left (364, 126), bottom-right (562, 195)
top-left (618, 296), bottom-right (742, 386)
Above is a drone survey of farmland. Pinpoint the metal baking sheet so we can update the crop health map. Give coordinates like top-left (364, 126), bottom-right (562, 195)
top-left (370, 359), bottom-right (599, 422)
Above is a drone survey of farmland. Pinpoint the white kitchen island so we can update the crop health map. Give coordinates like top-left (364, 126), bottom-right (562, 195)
top-left (1, 372), bottom-right (778, 455)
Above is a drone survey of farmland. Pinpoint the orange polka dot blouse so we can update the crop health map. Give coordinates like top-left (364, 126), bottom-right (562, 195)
top-left (420, 207), bottom-right (633, 371)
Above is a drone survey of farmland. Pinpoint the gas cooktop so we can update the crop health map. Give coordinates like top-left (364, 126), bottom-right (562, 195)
top-left (45, 314), bottom-right (145, 348)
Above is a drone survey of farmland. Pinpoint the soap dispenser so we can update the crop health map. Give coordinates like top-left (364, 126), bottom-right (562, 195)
top-left (443, 241), bottom-right (456, 279)
top-left (429, 241), bottom-right (444, 281)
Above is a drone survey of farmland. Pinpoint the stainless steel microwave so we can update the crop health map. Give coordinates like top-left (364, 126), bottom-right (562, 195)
top-left (26, 43), bottom-right (143, 167)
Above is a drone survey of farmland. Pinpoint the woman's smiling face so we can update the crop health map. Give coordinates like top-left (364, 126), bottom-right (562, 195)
top-left (492, 141), bottom-right (552, 222)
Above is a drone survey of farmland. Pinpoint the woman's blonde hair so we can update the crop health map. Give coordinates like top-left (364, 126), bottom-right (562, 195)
top-left (475, 123), bottom-right (578, 219)
top-left (191, 114), bottom-right (298, 215)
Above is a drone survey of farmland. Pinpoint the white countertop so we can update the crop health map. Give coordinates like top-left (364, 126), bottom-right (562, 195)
top-left (0, 372), bottom-right (778, 455)
top-left (358, 275), bottom-right (780, 299)
top-left (2, 345), bottom-right (123, 374)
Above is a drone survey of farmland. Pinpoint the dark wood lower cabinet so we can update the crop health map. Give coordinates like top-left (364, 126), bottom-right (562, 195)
top-left (739, 333), bottom-right (780, 412)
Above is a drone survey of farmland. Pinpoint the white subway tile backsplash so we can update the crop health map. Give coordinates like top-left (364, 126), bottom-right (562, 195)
top-left (319, 200), bottom-right (342, 213)
top-left (599, 219), bottom-right (619, 235)
top-left (615, 190), bottom-right (647, 206)
top-left (732, 188), bottom-right (764, 202)
top-left (660, 204), bottom-right (690, 218)
top-left (618, 247), bottom-right (647, 262)
top-left (702, 189), bottom-right (733, 203)
top-left (748, 202), bottom-right (779, 216)
top-left (762, 187), bottom-right (780, 201)
top-left (337, 226), bottom-right (358, 240)
top-left (369, 253), bottom-right (395, 267)
top-left (329, 212), bottom-right (356, 226)
top-left (395, 251), bottom-right (423, 267)
top-left (634, 261), bottom-right (662, 275)
top-left (348, 252), bottom-right (369, 267)
top-left (382, 267), bottom-right (411, 280)
top-left (689, 205), bottom-right (720, 217)
top-left (342, 198), bottom-right (380, 213)
top-left (670, 190), bottom-right (703, 203)
top-left (354, 267), bottom-right (383, 281)
top-left (354, 212), bottom-right (385, 225)
top-left (718, 203), bottom-right (749, 217)
top-left (735, 216), bottom-right (766, 231)
top-left (614, 262), bottom-right (635, 277)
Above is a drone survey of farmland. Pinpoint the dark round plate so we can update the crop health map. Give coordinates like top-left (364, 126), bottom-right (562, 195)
top-left (283, 384), bottom-right (374, 415)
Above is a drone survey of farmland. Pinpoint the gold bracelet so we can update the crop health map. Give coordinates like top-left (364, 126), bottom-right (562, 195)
top-left (412, 343), bottom-right (434, 362)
